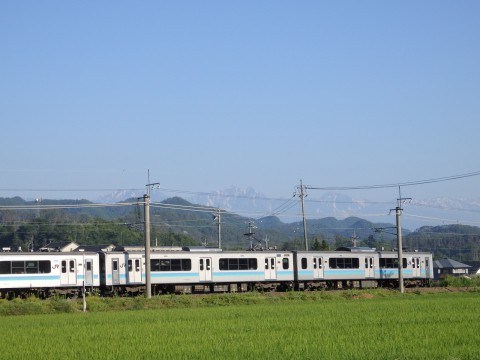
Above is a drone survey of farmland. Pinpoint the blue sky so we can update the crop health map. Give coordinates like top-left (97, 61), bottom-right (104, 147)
top-left (1, 1), bottom-right (480, 211)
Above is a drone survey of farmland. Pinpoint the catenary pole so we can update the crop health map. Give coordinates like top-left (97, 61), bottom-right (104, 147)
top-left (143, 193), bottom-right (151, 298)
top-left (395, 204), bottom-right (404, 293)
top-left (299, 180), bottom-right (308, 251)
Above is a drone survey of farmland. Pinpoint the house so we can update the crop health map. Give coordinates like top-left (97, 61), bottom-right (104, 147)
top-left (463, 261), bottom-right (480, 276)
top-left (75, 244), bottom-right (116, 252)
top-left (40, 241), bottom-right (79, 252)
top-left (433, 258), bottom-right (472, 280)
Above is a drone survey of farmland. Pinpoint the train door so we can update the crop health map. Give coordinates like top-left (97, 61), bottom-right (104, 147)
top-left (61, 259), bottom-right (77, 285)
top-left (425, 257), bottom-right (431, 278)
top-left (84, 259), bottom-right (94, 286)
top-left (412, 257), bottom-right (421, 277)
top-left (128, 258), bottom-right (142, 283)
top-left (112, 258), bottom-right (120, 284)
top-left (365, 257), bottom-right (375, 278)
top-left (199, 258), bottom-right (212, 282)
top-left (313, 257), bottom-right (324, 279)
top-left (265, 257), bottom-right (277, 280)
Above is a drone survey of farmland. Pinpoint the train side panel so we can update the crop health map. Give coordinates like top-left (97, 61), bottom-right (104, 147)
top-left (0, 252), bottom-right (100, 294)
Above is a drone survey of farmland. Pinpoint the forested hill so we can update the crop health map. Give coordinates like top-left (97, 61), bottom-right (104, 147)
top-left (405, 225), bottom-right (480, 262)
top-left (0, 197), bottom-right (479, 261)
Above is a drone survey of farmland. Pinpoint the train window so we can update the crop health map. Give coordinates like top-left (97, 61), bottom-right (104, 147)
top-left (69, 260), bottom-right (75, 273)
top-left (26, 261), bottom-right (38, 273)
top-left (151, 259), bottom-right (192, 272)
top-left (282, 258), bottom-right (289, 270)
top-left (313, 258), bottom-right (317, 269)
top-left (135, 260), bottom-right (140, 272)
top-left (200, 259), bottom-right (204, 271)
top-left (219, 258), bottom-right (258, 271)
top-left (0, 261), bottom-right (51, 274)
top-left (62, 260), bottom-right (67, 273)
top-left (39, 261), bottom-right (51, 273)
top-left (301, 258), bottom-right (307, 269)
top-left (12, 261), bottom-right (25, 274)
top-left (128, 260), bottom-right (133, 272)
top-left (379, 258), bottom-right (408, 269)
top-left (171, 259), bottom-right (182, 271)
top-left (0, 261), bottom-right (11, 274)
top-left (329, 258), bottom-right (360, 269)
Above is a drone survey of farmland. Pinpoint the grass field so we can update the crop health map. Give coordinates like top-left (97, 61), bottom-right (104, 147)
top-left (0, 290), bottom-right (479, 359)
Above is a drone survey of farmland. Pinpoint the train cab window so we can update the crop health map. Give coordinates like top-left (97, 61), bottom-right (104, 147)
top-left (301, 258), bottom-right (307, 270)
top-left (282, 258), bottom-right (289, 270)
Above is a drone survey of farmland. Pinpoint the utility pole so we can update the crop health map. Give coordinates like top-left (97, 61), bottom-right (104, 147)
top-left (213, 208), bottom-right (222, 248)
top-left (244, 221), bottom-right (256, 250)
top-left (391, 186), bottom-right (411, 294)
top-left (143, 193), bottom-right (151, 298)
top-left (144, 177), bottom-right (160, 299)
top-left (297, 180), bottom-right (308, 251)
top-left (351, 230), bottom-right (358, 247)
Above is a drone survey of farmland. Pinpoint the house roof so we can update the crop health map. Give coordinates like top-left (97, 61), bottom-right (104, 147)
top-left (39, 241), bottom-right (78, 252)
top-left (463, 261), bottom-right (480, 273)
top-left (75, 244), bottom-right (116, 252)
top-left (433, 258), bottom-right (472, 269)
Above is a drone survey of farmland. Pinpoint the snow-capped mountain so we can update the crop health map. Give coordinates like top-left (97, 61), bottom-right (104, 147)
top-left (95, 187), bottom-right (480, 230)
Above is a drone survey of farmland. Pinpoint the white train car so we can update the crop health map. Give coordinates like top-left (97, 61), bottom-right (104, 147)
top-left (377, 251), bottom-right (433, 286)
top-left (209, 251), bottom-right (294, 290)
top-left (294, 248), bottom-right (433, 289)
top-left (0, 251), bottom-right (100, 298)
top-left (100, 251), bottom-right (145, 289)
top-left (101, 249), bottom-right (295, 294)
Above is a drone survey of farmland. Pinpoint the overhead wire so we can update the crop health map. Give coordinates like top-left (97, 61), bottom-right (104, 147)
top-left (307, 170), bottom-right (480, 191)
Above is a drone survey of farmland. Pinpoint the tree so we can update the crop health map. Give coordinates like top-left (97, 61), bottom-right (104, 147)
top-left (320, 239), bottom-right (330, 250)
top-left (311, 236), bottom-right (321, 250)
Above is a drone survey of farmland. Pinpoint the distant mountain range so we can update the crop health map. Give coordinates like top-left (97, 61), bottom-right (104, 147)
top-left (96, 187), bottom-right (480, 231)
top-left (2, 195), bottom-right (479, 260)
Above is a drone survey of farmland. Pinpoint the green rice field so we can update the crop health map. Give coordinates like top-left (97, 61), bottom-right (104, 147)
top-left (1, 291), bottom-right (479, 359)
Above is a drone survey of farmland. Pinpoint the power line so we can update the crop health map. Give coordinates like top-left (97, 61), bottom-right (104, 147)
top-left (307, 170), bottom-right (480, 191)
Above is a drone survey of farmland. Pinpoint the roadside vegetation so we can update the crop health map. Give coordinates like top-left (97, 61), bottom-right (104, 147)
top-left (0, 289), bottom-right (478, 359)
top-left (1, 279), bottom-right (479, 316)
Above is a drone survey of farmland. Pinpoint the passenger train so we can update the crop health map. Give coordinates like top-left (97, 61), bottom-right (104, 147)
top-left (0, 246), bottom-right (433, 299)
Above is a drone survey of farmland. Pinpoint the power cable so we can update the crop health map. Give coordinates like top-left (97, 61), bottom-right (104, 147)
top-left (307, 170), bottom-right (480, 191)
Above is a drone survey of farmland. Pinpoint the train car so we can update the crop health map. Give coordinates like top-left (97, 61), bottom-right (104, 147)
top-left (294, 248), bottom-right (377, 289)
top-left (377, 251), bottom-right (433, 287)
top-left (208, 250), bottom-right (294, 291)
top-left (293, 248), bottom-right (434, 289)
top-left (0, 251), bottom-right (100, 299)
top-left (100, 251), bottom-right (145, 294)
top-left (100, 248), bottom-right (295, 294)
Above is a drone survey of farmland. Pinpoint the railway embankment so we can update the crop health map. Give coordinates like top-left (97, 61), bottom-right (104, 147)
top-left (1, 285), bottom-right (478, 316)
